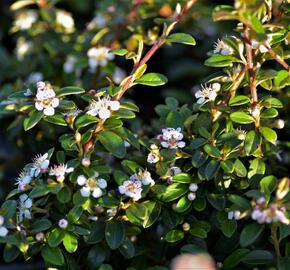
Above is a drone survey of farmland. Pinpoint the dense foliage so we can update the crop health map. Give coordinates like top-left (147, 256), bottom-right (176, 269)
top-left (0, 0), bottom-right (289, 269)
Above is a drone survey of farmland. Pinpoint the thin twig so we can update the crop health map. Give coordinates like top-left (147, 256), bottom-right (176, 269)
top-left (271, 225), bottom-right (281, 258)
top-left (266, 46), bottom-right (290, 70)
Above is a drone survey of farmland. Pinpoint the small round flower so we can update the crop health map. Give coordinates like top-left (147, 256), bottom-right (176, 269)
top-left (187, 192), bottom-right (196, 201)
top-left (49, 163), bottom-right (74, 182)
top-left (158, 127), bottom-right (185, 149)
top-left (195, 83), bottom-right (221, 104)
top-left (133, 170), bottom-right (155, 186)
top-left (118, 179), bottom-right (143, 201)
top-left (81, 158), bottom-right (91, 167)
top-left (77, 174), bottom-right (107, 198)
top-left (251, 107), bottom-right (260, 118)
top-left (58, 218), bottom-right (68, 229)
top-left (0, 216), bottom-right (8, 237)
top-left (35, 232), bottom-right (45, 241)
top-left (147, 152), bottom-right (160, 164)
top-left (87, 96), bottom-right (120, 119)
top-left (213, 39), bottom-right (234, 55)
top-left (189, 183), bottom-right (198, 192)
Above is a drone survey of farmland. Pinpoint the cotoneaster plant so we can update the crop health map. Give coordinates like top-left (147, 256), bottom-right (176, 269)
top-left (0, 1), bottom-right (289, 270)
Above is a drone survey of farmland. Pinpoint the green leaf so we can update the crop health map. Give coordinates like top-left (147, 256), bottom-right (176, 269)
top-left (161, 183), bottom-right (188, 202)
top-left (126, 203), bottom-right (147, 226)
top-left (41, 246), bottom-right (64, 266)
top-left (87, 222), bottom-right (105, 244)
top-left (135, 73), bottom-right (168, 86)
top-left (230, 112), bottom-right (255, 124)
top-left (120, 102), bottom-right (139, 112)
top-left (10, 0), bottom-right (36, 10)
top-left (244, 131), bottom-right (260, 156)
top-left (260, 108), bottom-right (278, 119)
top-left (98, 131), bottom-right (126, 158)
top-left (175, 196), bottom-right (192, 213)
top-left (75, 115), bottom-right (98, 129)
top-left (165, 230), bottom-right (184, 243)
top-left (260, 127), bottom-right (277, 144)
top-left (212, 5), bottom-right (238, 21)
top-left (221, 219), bottom-right (237, 238)
top-left (240, 223), bottom-right (264, 247)
top-left (87, 245), bottom-right (107, 267)
top-left (57, 86), bottom-right (85, 97)
top-left (166, 33), bottom-right (196, 46)
top-left (274, 70), bottom-right (290, 88)
top-left (29, 184), bottom-right (61, 198)
top-left (165, 111), bottom-right (183, 128)
top-left (23, 110), bottom-right (44, 131)
top-left (142, 201), bottom-right (161, 228)
top-left (234, 159), bottom-right (247, 177)
top-left (262, 97), bottom-right (283, 108)
top-left (119, 239), bottom-right (135, 259)
top-left (250, 15), bottom-right (265, 34)
top-left (207, 193), bottom-right (225, 210)
top-left (205, 54), bottom-right (240, 67)
top-left (228, 194), bottom-right (251, 210)
top-left (229, 95), bottom-right (251, 106)
top-left (44, 114), bottom-right (67, 126)
top-left (224, 248), bottom-right (250, 269)
top-left (105, 221), bottom-right (125, 250)
top-left (30, 219), bottom-right (52, 234)
top-left (220, 160), bottom-right (234, 173)
top-left (192, 150), bottom-right (208, 168)
top-left (63, 233), bottom-right (78, 253)
top-left (110, 49), bottom-right (128, 56)
top-left (172, 173), bottom-right (192, 183)
top-left (203, 144), bottom-right (221, 158)
top-left (241, 250), bottom-right (273, 265)
top-left (57, 186), bottom-right (72, 203)
top-left (205, 159), bottom-right (220, 180)
top-left (260, 175), bottom-right (277, 195)
top-left (3, 244), bottom-right (20, 263)
top-left (248, 158), bottom-right (265, 182)
top-left (48, 228), bottom-right (65, 247)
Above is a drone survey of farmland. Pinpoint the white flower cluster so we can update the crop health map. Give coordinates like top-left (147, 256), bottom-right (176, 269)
top-left (87, 47), bottom-right (114, 72)
top-left (77, 173), bottom-right (107, 198)
top-left (119, 170), bottom-right (155, 201)
top-left (49, 163), bottom-right (74, 182)
top-left (35, 81), bottom-right (59, 116)
top-left (251, 197), bottom-right (289, 225)
top-left (187, 183), bottom-right (198, 201)
top-left (18, 194), bottom-right (33, 222)
top-left (157, 128), bottom-right (185, 149)
top-left (87, 96), bottom-right (120, 119)
top-left (195, 83), bottom-right (221, 104)
top-left (213, 39), bottom-right (234, 55)
top-left (228, 210), bottom-right (241, 220)
top-left (0, 216), bottom-right (8, 237)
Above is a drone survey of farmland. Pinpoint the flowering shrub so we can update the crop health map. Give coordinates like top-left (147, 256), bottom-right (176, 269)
top-left (0, 0), bottom-right (290, 269)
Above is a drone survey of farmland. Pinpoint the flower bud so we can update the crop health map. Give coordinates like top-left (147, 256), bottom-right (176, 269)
top-left (83, 140), bottom-right (94, 153)
top-left (189, 183), bottom-right (198, 192)
top-left (81, 157), bottom-right (91, 167)
top-left (75, 132), bottom-right (81, 142)
top-left (88, 89), bottom-right (96, 95)
top-left (187, 192), bottom-right (196, 201)
top-left (130, 235), bottom-right (137, 242)
top-left (274, 119), bottom-right (285, 129)
top-left (182, 222), bottom-right (190, 231)
top-left (35, 232), bottom-right (45, 241)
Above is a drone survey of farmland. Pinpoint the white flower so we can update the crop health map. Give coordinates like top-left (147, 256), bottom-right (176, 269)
top-left (0, 216), bottom-right (8, 237)
top-left (133, 170), bottom-right (155, 186)
top-left (274, 119), bottom-right (285, 129)
top-left (87, 47), bottom-right (114, 72)
top-left (147, 152), bottom-right (160, 163)
top-left (63, 56), bottom-right (77, 73)
top-left (87, 13), bottom-right (106, 30)
top-left (189, 183), bottom-right (198, 192)
top-left (107, 208), bottom-right (117, 217)
top-left (213, 39), bottom-right (234, 55)
top-left (15, 170), bottom-right (32, 191)
top-left (228, 210), bottom-right (241, 220)
top-left (87, 96), bottom-right (120, 119)
top-left (251, 107), bottom-right (260, 118)
top-left (56, 10), bottom-right (74, 31)
top-left (157, 127), bottom-right (185, 149)
top-left (112, 67), bottom-right (126, 84)
top-left (14, 10), bottom-right (37, 30)
top-left (30, 152), bottom-right (50, 177)
top-left (187, 192), bottom-right (196, 201)
top-left (34, 82), bottom-right (59, 116)
top-left (35, 232), bottom-right (45, 241)
top-left (195, 83), bottom-right (221, 104)
top-left (118, 179), bottom-right (143, 201)
top-left (49, 163), bottom-right (74, 182)
top-left (18, 194), bottom-right (33, 222)
top-left (252, 37), bottom-right (272, 53)
top-left (27, 72), bottom-right (43, 84)
top-left (77, 173), bottom-right (107, 198)
top-left (15, 38), bottom-right (32, 60)
top-left (58, 218), bottom-right (69, 229)
top-left (235, 127), bottom-right (247, 141)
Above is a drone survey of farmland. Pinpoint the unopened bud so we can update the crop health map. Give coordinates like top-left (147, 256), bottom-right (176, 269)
top-left (187, 192), bottom-right (196, 201)
top-left (83, 140), bottom-right (94, 153)
top-left (274, 119), bottom-right (285, 129)
top-left (88, 89), bottom-right (96, 95)
top-left (130, 235), bottom-right (137, 242)
top-left (182, 222), bottom-right (190, 231)
top-left (81, 157), bottom-right (91, 167)
top-left (58, 218), bottom-right (68, 229)
top-left (35, 232), bottom-right (45, 241)
top-left (75, 132), bottom-right (81, 142)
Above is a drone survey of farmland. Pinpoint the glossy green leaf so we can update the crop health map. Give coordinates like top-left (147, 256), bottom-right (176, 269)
top-left (105, 221), bottom-right (125, 250)
top-left (135, 73), bottom-right (168, 86)
top-left (230, 112), bottom-right (255, 124)
top-left (165, 230), bottom-right (184, 243)
top-left (98, 131), bottom-right (126, 158)
top-left (229, 95), bottom-right (251, 106)
top-left (166, 33), bottom-right (196, 46)
top-left (240, 223), bottom-right (264, 247)
top-left (260, 127), bottom-right (277, 144)
top-left (57, 86), bottom-right (85, 97)
top-left (63, 233), bottom-right (78, 253)
top-left (41, 246), bottom-right (64, 266)
top-left (23, 110), bottom-right (44, 131)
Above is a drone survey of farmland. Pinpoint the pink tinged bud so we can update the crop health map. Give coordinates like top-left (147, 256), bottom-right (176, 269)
top-left (81, 158), bottom-right (91, 167)
top-left (36, 232), bottom-right (45, 241)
